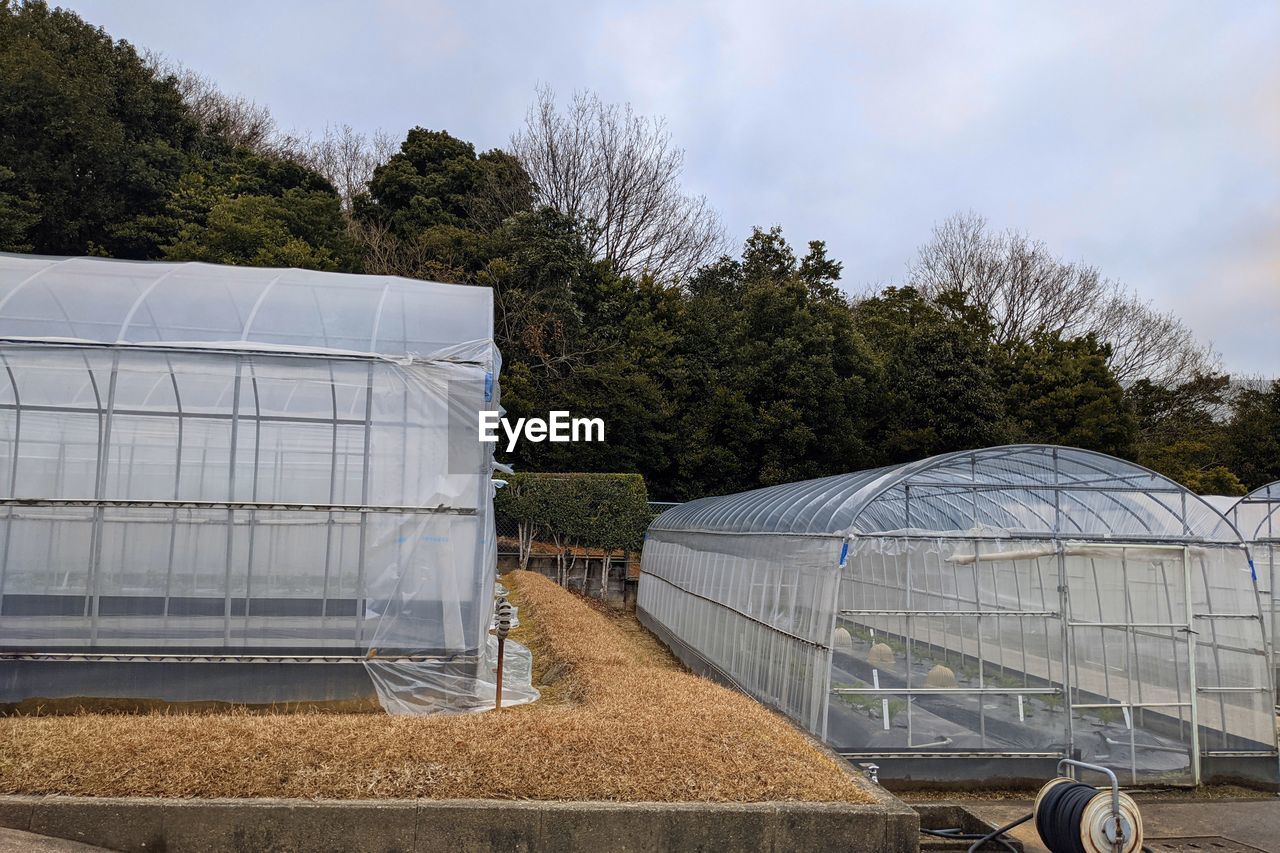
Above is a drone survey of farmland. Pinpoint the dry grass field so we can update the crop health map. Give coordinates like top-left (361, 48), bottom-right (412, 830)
top-left (0, 571), bottom-right (868, 802)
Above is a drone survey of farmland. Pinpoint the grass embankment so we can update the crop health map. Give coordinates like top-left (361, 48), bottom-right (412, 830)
top-left (0, 571), bottom-right (868, 802)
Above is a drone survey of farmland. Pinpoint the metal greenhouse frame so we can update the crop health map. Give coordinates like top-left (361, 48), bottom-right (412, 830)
top-left (0, 253), bottom-right (534, 714)
top-left (1212, 482), bottom-right (1280, 687)
top-left (639, 445), bottom-right (1278, 787)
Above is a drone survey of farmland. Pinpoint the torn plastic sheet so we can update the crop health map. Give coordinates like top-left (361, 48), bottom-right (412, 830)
top-left (366, 634), bottom-right (539, 715)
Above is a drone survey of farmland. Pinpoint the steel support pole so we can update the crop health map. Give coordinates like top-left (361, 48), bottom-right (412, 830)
top-left (1185, 545), bottom-right (1201, 784)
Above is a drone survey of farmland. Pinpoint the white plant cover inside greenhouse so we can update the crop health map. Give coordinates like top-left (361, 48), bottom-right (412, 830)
top-left (0, 253), bottom-right (536, 714)
top-left (639, 445), bottom-right (1278, 786)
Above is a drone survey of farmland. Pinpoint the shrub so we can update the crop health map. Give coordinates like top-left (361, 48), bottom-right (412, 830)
top-left (495, 472), bottom-right (651, 584)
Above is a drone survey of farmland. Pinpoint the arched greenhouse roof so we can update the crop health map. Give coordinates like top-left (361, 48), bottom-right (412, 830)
top-left (0, 253), bottom-right (493, 360)
top-left (1218, 481), bottom-right (1280, 542)
top-left (1244, 481), bottom-right (1280, 503)
top-left (651, 445), bottom-right (1243, 542)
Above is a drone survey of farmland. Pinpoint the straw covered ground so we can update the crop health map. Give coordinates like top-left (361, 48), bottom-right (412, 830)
top-left (0, 571), bottom-right (868, 802)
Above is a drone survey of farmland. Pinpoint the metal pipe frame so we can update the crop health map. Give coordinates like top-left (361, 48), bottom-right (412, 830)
top-left (1, 652), bottom-right (449, 663)
top-left (0, 498), bottom-right (474, 515)
top-left (0, 340), bottom-right (491, 673)
top-left (831, 687), bottom-right (1059, 696)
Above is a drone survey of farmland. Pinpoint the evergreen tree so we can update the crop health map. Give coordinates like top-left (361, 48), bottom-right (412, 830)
top-left (1225, 384), bottom-right (1280, 490)
top-left (0, 0), bottom-right (199, 256)
top-left (1001, 331), bottom-right (1137, 459)
top-left (853, 287), bottom-right (1009, 463)
top-left (1127, 374), bottom-right (1243, 494)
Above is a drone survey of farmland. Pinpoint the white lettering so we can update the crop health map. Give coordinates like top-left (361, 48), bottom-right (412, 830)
top-left (549, 410), bottom-right (570, 441)
top-left (573, 416), bottom-right (604, 442)
top-left (478, 410), bottom-right (500, 443)
top-left (502, 417), bottom-right (525, 453)
top-left (479, 412), bottom-right (605, 452)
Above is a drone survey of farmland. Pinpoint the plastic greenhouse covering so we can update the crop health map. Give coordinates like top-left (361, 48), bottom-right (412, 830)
top-left (1211, 482), bottom-right (1280, 685)
top-left (0, 253), bottom-right (537, 714)
top-left (639, 445), bottom-right (1278, 786)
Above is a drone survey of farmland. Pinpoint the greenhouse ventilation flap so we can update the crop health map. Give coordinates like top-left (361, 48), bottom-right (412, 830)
top-left (0, 253), bottom-right (537, 714)
top-left (639, 445), bottom-right (1278, 788)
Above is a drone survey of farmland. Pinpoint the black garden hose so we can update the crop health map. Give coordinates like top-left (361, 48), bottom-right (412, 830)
top-left (924, 773), bottom-right (1146, 852)
top-left (951, 778), bottom-right (1148, 852)
top-left (1035, 780), bottom-right (1099, 853)
top-left (919, 825), bottom-right (1019, 853)
top-left (964, 812), bottom-right (1033, 853)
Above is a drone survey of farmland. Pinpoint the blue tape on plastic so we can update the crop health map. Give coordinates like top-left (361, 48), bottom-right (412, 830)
top-left (484, 372), bottom-right (493, 402)
top-left (1249, 558), bottom-right (1257, 582)
top-left (838, 541), bottom-right (849, 568)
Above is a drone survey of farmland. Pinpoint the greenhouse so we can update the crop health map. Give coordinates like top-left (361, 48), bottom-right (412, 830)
top-left (639, 445), bottom-right (1278, 787)
top-left (0, 253), bottom-right (533, 714)
top-left (1210, 482), bottom-right (1280, 685)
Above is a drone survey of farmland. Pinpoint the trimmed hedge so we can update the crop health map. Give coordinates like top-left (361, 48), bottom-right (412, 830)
top-left (495, 472), bottom-right (651, 574)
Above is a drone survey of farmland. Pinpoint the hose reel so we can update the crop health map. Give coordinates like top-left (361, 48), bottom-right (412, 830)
top-left (1033, 775), bottom-right (1142, 853)
top-left (961, 759), bottom-right (1144, 853)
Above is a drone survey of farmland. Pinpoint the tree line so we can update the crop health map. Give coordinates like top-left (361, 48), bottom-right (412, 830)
top-left (2, 1), bottom-right (1276, 500)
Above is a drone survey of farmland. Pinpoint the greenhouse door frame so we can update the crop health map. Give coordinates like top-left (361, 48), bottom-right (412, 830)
top-left (1062, 542), bottom-right (1199, 787)
top-left (1263, 538), bottom-right (1280, 686)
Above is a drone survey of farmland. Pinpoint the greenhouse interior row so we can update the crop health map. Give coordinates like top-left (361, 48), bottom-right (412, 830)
top-left (639, 446), bottom-right (1279, 787)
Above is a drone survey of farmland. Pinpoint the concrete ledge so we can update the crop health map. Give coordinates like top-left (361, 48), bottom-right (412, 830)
top-left (0, 794), bottom-right (918, 853)
top-left (0, 826), bottom-right (110, 852)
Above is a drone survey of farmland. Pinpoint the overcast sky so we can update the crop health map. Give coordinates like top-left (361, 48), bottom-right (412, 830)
top-left (64, 0), bottom-right (1279, 374)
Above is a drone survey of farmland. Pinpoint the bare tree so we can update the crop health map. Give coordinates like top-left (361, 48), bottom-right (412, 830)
top-left (348, 218), bottom-right (470, 283)
top-left (511, 86), bottom-right (728, 282)
top-left (303, 124), bottom-right (399, 211)
top-left (148, 52), bottom-right (398, 211)
top-left (145, 51), bottom-right (306, 159)
top-left (1091, 290), bottom-right (1221, 386)
top-left (348, 219), bottom-right (427, 277)
top-left (909, 211), bottom-right (1220, 385)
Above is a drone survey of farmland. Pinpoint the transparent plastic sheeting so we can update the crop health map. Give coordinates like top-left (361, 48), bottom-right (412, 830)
top-left (1209, 482), bottom-right (1280, 678)
top-left (652, 446), bottom-right (1240, 542)
top-left (370, 592), bottom-right (538, 715)
top-left (640, 446), bottom-right (1277, 785)
top-left (0, 253), bottom-right (527, 716)
top-left (370, 635), bottom-right (539, 714)
top-left (0, 253), bottom-right (493, 360)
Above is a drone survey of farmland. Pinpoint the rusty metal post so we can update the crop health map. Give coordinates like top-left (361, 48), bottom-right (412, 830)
top-left (495, 636), bottom-right (505, 710)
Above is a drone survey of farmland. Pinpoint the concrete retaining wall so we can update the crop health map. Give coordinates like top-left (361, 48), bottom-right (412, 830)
top-left (0, 793), bottom-right (919, 853)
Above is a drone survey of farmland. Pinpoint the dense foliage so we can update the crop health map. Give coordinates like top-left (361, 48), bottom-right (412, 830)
top-left (494, 472), bottom-right (651, 575)
top-left (0, 0), bottom-right (348, 266)
top-left (1, 1), bottom-right (1272, 500)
